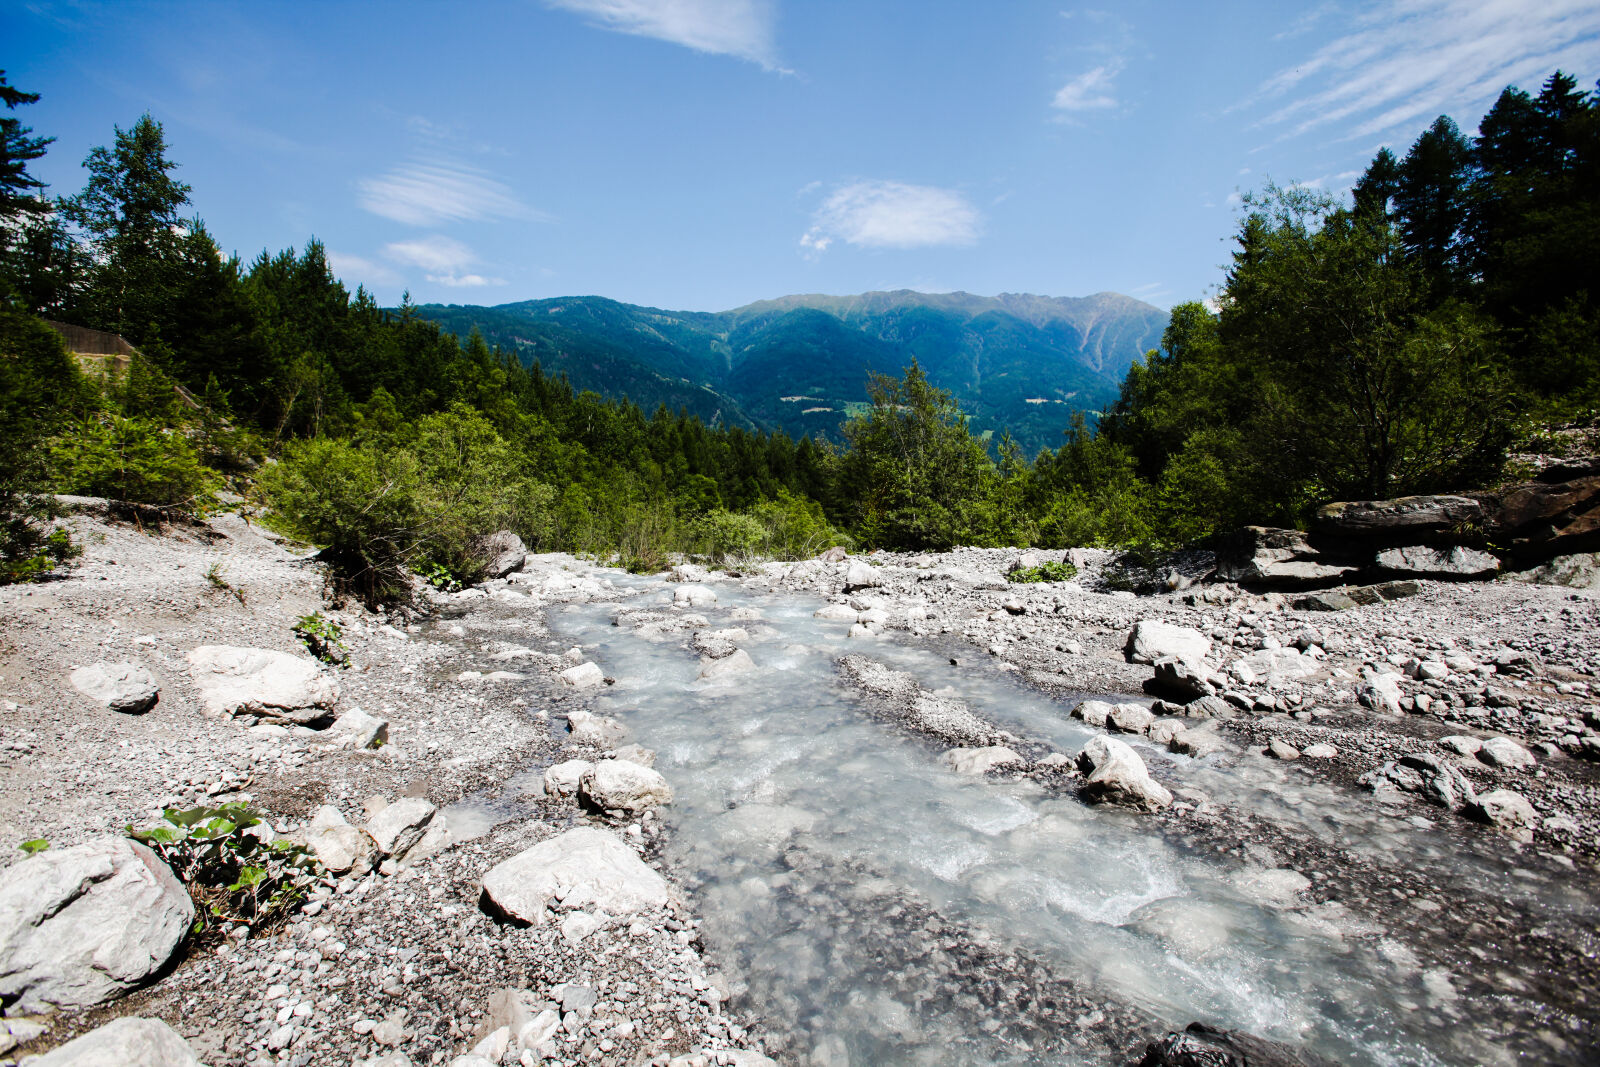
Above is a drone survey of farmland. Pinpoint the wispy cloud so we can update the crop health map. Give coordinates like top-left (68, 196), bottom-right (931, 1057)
top-left (1249, 0), bottom-right (1600, 141)
top-left (1052, 62), bottom-right (1122, 112)
top-left (546, 0), bottom-right (782, 70)
top-left (382, 235), bottom-right (506, 288)
top-left (327, 252), bottom-right (401, 289)
top-left (357, 161), bottom-right (541, 227)
top-left (800, 181), bottom-right (981, 254)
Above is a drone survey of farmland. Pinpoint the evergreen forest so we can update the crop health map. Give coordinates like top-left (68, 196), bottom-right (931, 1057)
top-left (2, 68), bottom-right (1596, 601)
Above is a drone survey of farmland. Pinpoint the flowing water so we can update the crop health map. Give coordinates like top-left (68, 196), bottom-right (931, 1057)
top-left (453, 572), bottom-right (1598, 1066)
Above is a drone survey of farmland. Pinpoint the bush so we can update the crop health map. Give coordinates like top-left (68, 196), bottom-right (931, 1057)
top-left (52, 413), bottom-right (218, 508)
top-left (1007, 560), bottom-right (1078, 583)
top-left (689, 508), bottom-right (764, 563)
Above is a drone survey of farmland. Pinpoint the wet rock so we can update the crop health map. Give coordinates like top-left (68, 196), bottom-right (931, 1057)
top-left (698, 648), bottom-right (756, 679)
top-left (305, 805), bottom-right (376, 874)
top-left (1468, 788), bottom-right (1538, 839)
top-left (69, 662), bottom-right (159, 714)
top-left (1478, 736), bottom-right (1536, 771)
top-left (558, 661), bottom-right (605, 689)
top-left (567, 709), bottom-right (628, 746)
top-left (1124, 620), bottom-right (1211, 666)
top-left (476, 530), bottom-right (527, 579)
top-left (1107, 703), bottom-right (1156, 735)
top-left (674, 585), bottom-right (718, 608)
top-left (480, 826), bottom-right (672, 924)
top-left (25, 1016), bottom-right (204, 1066)
top-left (1361, 753), bottom-right (1477, 811)
top-left (1136, 1020), bottom-right (1331, 1067)
top-left (185, 645), bottom-right (338, 725)
top-left (1375, 544), bottom-right (1499, 578)
top-left (1301, 743), bottom-right (1338, 759)
top-left (1170, 726), bottom-right (1226, 758)
top-left (365, 797), bottom-right (435, 860)
top-left (1146, 719), bottom-right (1187, 746)
top-left (942, 746), bottom-right (1023, 775)
top-left (1076, 736), bottom-right (1172, 812)
top-left (579, 758), bottom-right (673, 812)
top-left (1182, 695), bottom-right (1233, 719)
top-left (543, 758), bottom-right (591, 797)
top-left (0, 837), bottom-right (192, 1011)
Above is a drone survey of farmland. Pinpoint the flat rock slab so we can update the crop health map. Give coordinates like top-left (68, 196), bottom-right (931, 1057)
top-left (26, 1016), bottom-right (204, 1066)
top-left (69, 662), bottom-right (159, 714)
top-left (0, 837), bottom-right (193, 1012)
top-left (185, 645), bottom-right (338, 724)
top-left (481, 826), bottom-right (672, 925)
top-left (365, 797), bottom-right (436, 860)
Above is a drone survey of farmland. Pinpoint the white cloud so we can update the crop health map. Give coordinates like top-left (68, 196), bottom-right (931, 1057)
top-left (383, 235), bottom-right (477, 274)
top-left (800, 180), bottom-right (981, 254)
top-left (358, 161), bottom-right (540, 226)
top-left (1052, 62), bottom-right (1122, 112)
top-left (429, 273), bottom-right (505, 288)
top-left (546, 0), bottom-right (782, 69)
top-left (1250, 0), bottom-right (1600, 141)
top-left (326, 252), bottom-right (401, 288)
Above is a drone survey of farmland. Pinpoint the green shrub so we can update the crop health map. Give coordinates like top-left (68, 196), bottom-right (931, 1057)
top-left (51, 414), bottom-right (218, 508)
top-left (293, 611), bottom-right (347, 666)
top-left (689, 507), bottom-right (765, 563)
top-left (1007, 560), bottom-right (1078, 583)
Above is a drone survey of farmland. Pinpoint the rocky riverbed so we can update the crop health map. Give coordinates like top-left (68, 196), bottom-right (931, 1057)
top-left (1, 503), bottom-right (1597, 1066)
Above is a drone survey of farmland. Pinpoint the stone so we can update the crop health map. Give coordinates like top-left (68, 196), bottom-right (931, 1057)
top-left (580, 759), bottom-right (673, 812)
top-left (69, 662), bottom-right (159, 714)
top-left (1107, 703), bottom-right (1156, 735)
top-left (1076, 736), bottom-right (1172, 812)
top-left (1375, 545), bottom-right (1499, 578)
top-left (1505, 552), bottom-right (1600, 591)
top-left (1150, 657), bottom-right (1222, 701)
top-left (698, 649), bottom-right (756, 679)
top-left (476, 530), bottom-right (527, 579)
top-left (1478, 736), bottom-right (1536, 771)
top-left (567, 710), bottom-right (628, 746)
top-left (1070, 700), bottom-right (1116, 728)
top-left (1146, 719), bottom-right (1187, 746)
top-left (0, 837), bottom-right (193, 1011)
top-left (844, 561), bottom-right (882, 591)
top-left (1358, 669), bottom-right (1404, 715)
top-left (325, 706), bottom-right (388, 749)
top-left (1124, 620), bottom-right (1211, 666)
top-left (1136, 1020), bottom-right (1331, 1067)
top-left (1232, 646), bottom-right (1321, 686)
top-left (1438, 735), bottom-right (1483, 757)
top-left (673, 586), bottom-right (717, 608)
top-left (818, 545), bottom-right (848, 564)
top-left (668, 563), bottom-right (709, 583)
top-left (25, 1017), bottom-right (203, 1066)
top-left (365, 797), bottom-right (436, 860)
top-left (942, 746), bottom-right (1023, 775)
top-left (558, 661), bottom-right (605, 689)
top-left (1170, 727), bottom-right (1227, 758)
top-left (813, 603), bottom-right (858, 621)
top-left (1317, 495), bottom-right (1484, 536)
top-left (612, 743), bottom-right (656, 767)
top-left (185, 645), bottom-right (338, 725)
top-left (1182, 695), bottom-right (1233, 719)
top-left (1468, 789), bottom-right (1537, 839)
top-left (1212, 526), bottom-right (1358, 586)
top-left (543, 759), bottom-right (592, 797)
top-left (481, 826), bottom-right (673, 924)
top-left (305, 805), bottom-right (376, 874)
top-left (1266, 739), bottom-right (1300, 760)
top-left (1301, 743), bottom-right (1338, 759)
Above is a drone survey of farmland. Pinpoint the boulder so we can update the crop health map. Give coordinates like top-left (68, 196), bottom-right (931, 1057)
top-left (941, 746), bottom-right (1023, 775)
top-left (325, 706), bottom-right (388, 750)
top-left (480, 827), bottom-right (672, 924)
top-left (1357, 668), bottom-right (1404, 714)
top-left (1504, 552), bottom-right (1600, 590)
top-left (698, 649), bottom-right (756, 679)
top-left (1301, 743), bottom-right (1338, 759)
top-left (542, 759), bottom-right (592, 797)
top-left (1375, 545), bottom-right (1499, 578)
top-left (843, 561), bottom-right (882, 592)
top-left (365, 797), bottom-right (436, 860)
top-left (579, 759), bottom-right (673, 812)
top-left (566, 710), bottom-right (628, 747)
top-left (558, 661), bottom-right (605, 689)
top-left (185, 646), bottom-right (338, 725)
top-left (817, 545), bottom-right (848, 564)
top-left (1266, 739), bottom-right (1300, 760)
top-left (1076, 736), bottom-right (1172, 812)
top-left (1213, 526), bottom-right (1357, 586)
top-left (476, 531), bottom-right (527, 579)
top-left (1070, 700), bottom-right (1116, 728)
top-left (668, 563), bottom-right (709, 583)
top-left (1232, 646), bottom-right (1321, 687)
top-left (673, 586), bottom-right (717, 608)
top-left (1146, 719), bottom-right (1187, 746)
top-left (305, 806), bottom-right (376, 874)
top-left (1439, 735), bottom-right (1483, 757)
top-left (25, 1017), bottom-right (204, 1066)
top-left (1149, 657), bottom-right (1222, 701)
top-left (1124, 620), bottom-right (1211, 666)
top-left (1468, 788), bottom-right (1538, 840)
top-left (1360, 753), bottom-right (1477, 811)
top-left (1478, 736), bottom-right (1536, 771)
top-left (1317, 495), bottom-right (1484, 537)
top-left (813, 603), bottom-right (858, 621)
top-left (1470, 473), bottom-right (1600, 556)
top-left (1136, 1020), bottom-right (1333, 1067)
top-left (0, 837), bottom-right (193, 1011)
top-left (69, 662), bottom-right (159, 714)
top-left (1107, 703), bottom-right (1156, 735)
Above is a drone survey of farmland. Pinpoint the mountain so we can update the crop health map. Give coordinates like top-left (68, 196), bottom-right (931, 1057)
top-left (413, 290), bottom-right (1169, 454)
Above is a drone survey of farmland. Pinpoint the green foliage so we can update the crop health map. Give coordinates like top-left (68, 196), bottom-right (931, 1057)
top-left (293, 611), bottom-right (347, 665)
top-left (128, 803), bottom-right (325, 936)
top-left (688, 508), bottom-right (764, 563)
top-left (18, 837), bottom-right (48, 854)
top-left (51, 412), bottom-right (218, 507)
top-left (1007, 560), bottom-right (1077, 583)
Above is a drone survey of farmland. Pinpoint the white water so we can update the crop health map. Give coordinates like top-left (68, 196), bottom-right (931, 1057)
top-left (464, 573), bottom-right (1594, 1065)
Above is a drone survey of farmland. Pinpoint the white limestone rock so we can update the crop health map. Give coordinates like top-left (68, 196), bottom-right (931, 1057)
top-left (1124, 620), bottom-right (1211, 666)
top-left (185, 645), bottom-right (338, 724)
top-left (24, 1017), bottom-right (204, 1066)
top-left (942, 746), bottom-right (1024, 775)
top-left (558, 661), bottom-right (605, 689)
top-left (364, 797), bottom-right (436, 860)
top-left (1076, 736), bottom-right (1172, 812)
top-left (69, 662), bottom-right (159, 714)
top-left (480, 826), bottom-right (672, 924)
top-left (579, 759), bottom-right (673, 812)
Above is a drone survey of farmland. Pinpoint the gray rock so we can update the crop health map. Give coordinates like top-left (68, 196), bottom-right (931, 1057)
top-left (185, 645), bottom-right (338, 725)
top-left (1146, 719), bottom-right (1187, 746)
top-left (579, 759), bottom-right (673, 812)
top-left (1478, 736), bottom-right (1536, 771)
top-left (325, 706), bottom-right (388, 749)
top-left (1151, 657), bottom-right (1222, 700)
top-left (1317, 495), bottom-right (1484, 535)
top-left (481, 826), bottom-right (673, 924)
top-left (24, 1016), bottom-right (203, 1066)
top-left (305, 805), bottom-right (376, 874)
top-left (698, 649), bottom-right (756, 679)
top-left (844, 561), bottom-right (882, 591)
top-left (558, 661), bottom-right (605, 689)
top-left (1107, 703), bottom-right (1156, 734)
top-left (543, 759), bottom-right (592, 797)
top-left (1468, 788), bottom-right (1537, 839)
top-left (813, 603), bottom-right (858, 621)
top-left (1232, 646), bottom-right (1320, 686)
top-left (1504, 552), bottom-right (1600, 591)
top-left (1301, 743), bottom-right (1338, 758)
top-left (1076, 736), bottom-right (1172, 811)
top-left (69, 662), bottom-right (159, 714)
top-left (1182, 695), bottom-right (1233, 719)
top-left (668, 562), bottom-right (709, 583)
top-left (942, 746), bottom-right (1023, 775)
top-left (476, 530), bottom-right (527, 579)
top-left (566, 710), bottom-right (628, 746)
top-left (1375, 544), bottom-right (1499, 578)
top-left (1070, 700), bottom-right (1116, 728)
top-left (364, 797), bottom-right (436, 860)
top-left (1438, 735), bottom-right (1483, 757)
top-left (0, 838), bottom-right (193, 1011)
top-left (1125, 620), bottom-right (1211, 666)
top-left (612, 743), bottom-right (656, 767)
top-left (673, 586), bottom-right (717, 608)
top-left (1266, 739), bottom-right (1300, 760)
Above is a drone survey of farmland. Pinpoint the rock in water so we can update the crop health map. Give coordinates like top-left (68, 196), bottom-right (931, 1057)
top-left (1124, 620), bottom-right (1211, 665)
top-left (1468, 789), bottom-right (1538, 840)
top-left (698, 649), bottom-right (756, 679)
top-left (0, 838), bottom-right (193, 1011)
top-left (1137, 1020), bottom-right (1332, 1066)
top-left (942, 746), bottom-right (1023, 775)
top-left (1076, 736), bottom-right (1172, 812)
top-left (558, 661), bottom-right (605, 689)
top-left (69, 662), bottom-right (159, 714)
top-left (480, 826), bottom-right (672, 924)
top-left (185, 645), bottom-right (338, 725)
top-left (542, 759), bottom-right (592, 797)
top-left (476, 530), bottom-right (527, 579)
top-left (579, 759), bottom-right (673, 812)
top-left (25, 1017), bottom-right (204, 1066)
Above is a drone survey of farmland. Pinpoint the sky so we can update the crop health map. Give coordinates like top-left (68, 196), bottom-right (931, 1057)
top-left (8, 0), bottom-right (1600, 312)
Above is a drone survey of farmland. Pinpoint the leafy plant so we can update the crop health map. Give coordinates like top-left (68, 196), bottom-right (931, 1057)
top-left (293, 611), bottom-right (347, 666)
top-left (128, 803), bottom-right (325, 937)
top-left (416, 561), bottom-right (462, 592)
top-left (2, 523), bottom-right (78, 585)
top-left (18, 838), bottom-right (48, 855)
top-left (1007, 560), bottom-right (1078, 583)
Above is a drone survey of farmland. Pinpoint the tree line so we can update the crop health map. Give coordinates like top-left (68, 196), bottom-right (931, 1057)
top-left (2, 69), bottom-right (1595, 595)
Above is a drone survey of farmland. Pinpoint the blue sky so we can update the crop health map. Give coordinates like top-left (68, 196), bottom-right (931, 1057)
top-left (8, 0), bottom-right (1599, 312)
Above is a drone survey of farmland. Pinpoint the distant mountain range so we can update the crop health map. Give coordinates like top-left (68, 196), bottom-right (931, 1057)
top-left (412, 289), bottom-right (1169, 454)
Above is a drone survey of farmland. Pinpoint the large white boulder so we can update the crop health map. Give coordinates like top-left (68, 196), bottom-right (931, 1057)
top-left (673, 586), bottom-right (717, 608)
top-left (1124, 621), bottom-right (1211, 666)
top-left (364, 797), bottom-right (436, 860)
top-left (69, 662), bottom-right (159, 714)
top-left (304, 806), bottom-right (376, 874)
top-left (844, 562), bottom-right (882, 591)
top-left (697, 649), bottom-right (756, 679)
top-left (1478, 736), bottom-right (1536, 771)
top-left (542, 759), bottom-right (592, 797)
top-left (324, 706), bottom-right (388, 750)
top-left (476, 530), bottom-right (527, 579)
top-left (566, 710), bottom-right (628, 747)
top-left (481, 827), bottom-right (672, 924)
top-left (579, 760), bottom-right (673, 812)
top-left (1076, 736), bottom-right (1172, 812)
top-left (25, 1017), bottom-right (204, 1066)
top-left (1232, 646), bottom-right (1321, 686)
top-left (0, 838), bottom-right (193, 1011)
top-left (558, 661), bottom-right (605, 689)
top-left (185, 646), bottom-right (338, 724)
